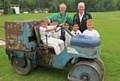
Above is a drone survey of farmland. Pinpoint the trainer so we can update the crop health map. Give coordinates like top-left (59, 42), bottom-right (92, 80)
top-left (73, 2), bottom-right (92, 32)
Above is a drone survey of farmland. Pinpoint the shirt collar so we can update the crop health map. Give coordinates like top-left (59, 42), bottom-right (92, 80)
top-left (79, 12), bottom-right (85, 17)
top-left (60, 12), bottom-right (66, 18)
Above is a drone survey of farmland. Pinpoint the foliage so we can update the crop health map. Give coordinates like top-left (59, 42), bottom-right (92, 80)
top-left (49, 0), bottom-right (59, 12)
top-left (74, 0), bottom-right (118, 12)
top-left (0, 0), bottom-right (120, 13)
top-left (0, 0), bottom-right (4, 8)
top-left (3, 0), bottom-right (11, 14)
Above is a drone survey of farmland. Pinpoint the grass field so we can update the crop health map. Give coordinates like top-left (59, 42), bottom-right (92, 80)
top-left (0, 11), bottom-right (120, 81)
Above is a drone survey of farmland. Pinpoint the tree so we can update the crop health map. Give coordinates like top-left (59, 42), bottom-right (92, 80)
top-left (66, 0), bottom-right (76, 12)
top-left (116, 0), bottom-right (120, 10)
top-left (3, 0), bottom-right (11, 14)
top-left (0, 0), bottom-right (4, 8)
top-left (1, 0), bottom-right (120, 14)
top-left (49, 0), bottom-right (59, 12)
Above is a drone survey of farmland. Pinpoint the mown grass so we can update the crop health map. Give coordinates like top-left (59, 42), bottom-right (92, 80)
top-left (0, 11), bottom-right (120, 81)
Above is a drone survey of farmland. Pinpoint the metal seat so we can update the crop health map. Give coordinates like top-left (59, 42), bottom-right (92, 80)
top-left (34, 25), bottom-right (55, 54)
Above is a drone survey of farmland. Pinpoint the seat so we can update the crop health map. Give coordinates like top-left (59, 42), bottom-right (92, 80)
top-left (34, 25), bottom-right (43, 45)
top-left (34, 25), bottom-right (55, 54)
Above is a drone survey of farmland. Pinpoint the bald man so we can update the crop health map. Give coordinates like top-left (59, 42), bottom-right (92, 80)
top-left (73, 2), bottom-right (92, 32)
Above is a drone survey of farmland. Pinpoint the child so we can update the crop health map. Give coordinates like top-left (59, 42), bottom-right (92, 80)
top-left (64, 21), bottom-right (72, 47)
top-left (60, 21), bottom-right (72, 42)
top-left (71, 23), bottom-right (81, 36)
top-left (82, 19), bottom-right (100, 38)
top-left (64, 21), bottom-right (70, 31)
top-left (51, 19), bottom-right (59, 27)
top-left (39, 19), bottom-right (64, 55)
top-left (50, 19), bottom-right (61, 39)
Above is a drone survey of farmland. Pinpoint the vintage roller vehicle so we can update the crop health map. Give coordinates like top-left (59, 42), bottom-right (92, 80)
top-left (5, 20), bottom-right (104, 81)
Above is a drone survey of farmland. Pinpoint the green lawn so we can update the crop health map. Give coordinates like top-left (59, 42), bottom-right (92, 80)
top-left (0, 11), bottom-right (120, 81)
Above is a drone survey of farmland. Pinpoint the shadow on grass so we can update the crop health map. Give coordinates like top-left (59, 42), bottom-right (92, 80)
top-left (29, 66), bottom-right (68, 80)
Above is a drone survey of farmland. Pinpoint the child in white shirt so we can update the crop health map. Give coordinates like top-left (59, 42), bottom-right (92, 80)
top-left (50, 19), bottom-right (61, 39)
top-left (39, 19), bottom-right (64, 55)
top-left (64, 21), bottom-right (72, 47)
top-left (71, 23), bottom-right (81, 36)
top-left (82, 19), bottom-right (100, 38)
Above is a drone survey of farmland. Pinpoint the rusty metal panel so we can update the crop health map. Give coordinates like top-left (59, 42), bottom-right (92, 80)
top-left (5, 20), bottom-right (38, 51)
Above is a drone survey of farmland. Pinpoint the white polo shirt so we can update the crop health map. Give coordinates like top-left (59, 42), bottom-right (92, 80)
top-left (82, 29), bottom-right (100, 38)
top-left (71, 30), bottom-right (82, 36)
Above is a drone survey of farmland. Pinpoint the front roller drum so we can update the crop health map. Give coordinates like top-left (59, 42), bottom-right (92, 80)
top-left (11, 57), bottom-right (32, 75)
top-left (68, 60), bottom-right (104, 81)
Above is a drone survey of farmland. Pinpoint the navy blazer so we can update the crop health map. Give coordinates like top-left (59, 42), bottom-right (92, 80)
top-left (73, 12), bottom-right (92, 32)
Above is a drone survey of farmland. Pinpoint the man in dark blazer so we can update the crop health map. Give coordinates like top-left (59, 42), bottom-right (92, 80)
top-left (73, 2), bottom-right (92, 32)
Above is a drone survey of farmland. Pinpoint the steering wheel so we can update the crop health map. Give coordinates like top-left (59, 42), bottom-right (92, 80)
top-left (55, 23), bottom-right (73, 37)
top-left (55, 26), bottom-right (61, 32)
top-left (54, 23), bottom-right (63, 32)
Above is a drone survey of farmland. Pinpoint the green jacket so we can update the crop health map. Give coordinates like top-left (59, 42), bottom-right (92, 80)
top-left (48, 12), bottom-right (73, 31)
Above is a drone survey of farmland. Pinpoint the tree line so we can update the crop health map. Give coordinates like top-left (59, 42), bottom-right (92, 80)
top-left (0, 0), bottom-right (120, 14)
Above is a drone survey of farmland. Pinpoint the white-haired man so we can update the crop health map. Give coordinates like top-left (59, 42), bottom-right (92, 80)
top-left (48, 3), bottom-right (72, 31)
top-left (73, 2), bottom-right (92, 32)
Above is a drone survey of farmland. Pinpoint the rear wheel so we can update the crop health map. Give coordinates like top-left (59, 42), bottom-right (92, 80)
top-left (11, 57), bottom-right (32, 75)
top-left (68, 60), bottom-right (104, 81)
top-left (94, 58), bottom-right (104, 81)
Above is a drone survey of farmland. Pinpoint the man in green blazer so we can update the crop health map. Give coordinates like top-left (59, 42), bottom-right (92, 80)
top-left (48, 3), bottom-right (73, 31)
